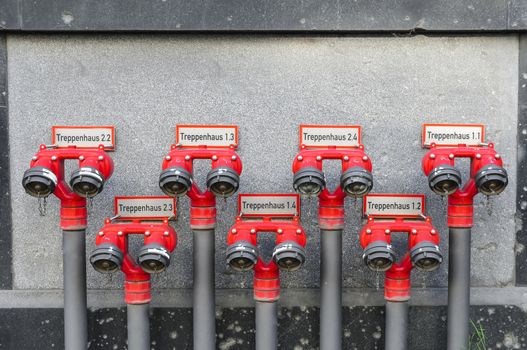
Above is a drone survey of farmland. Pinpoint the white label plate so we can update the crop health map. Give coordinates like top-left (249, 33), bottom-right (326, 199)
top-left (422, 124), bottom-right (484, 147)
top-left (238, 194), bottom-right (300, 217)
top-left (363, 194), bottom-right (425, 218)
top-left (300, 125), bottom-right (361, 149)
top-left (52, 126), bottom-right (115, 150)
top-left (114, 196), bottom-right (176, 219)
top-left (176, 125), bottom-right (238, 148)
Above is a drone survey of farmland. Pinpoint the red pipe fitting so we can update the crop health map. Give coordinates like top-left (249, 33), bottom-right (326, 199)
top-left (253, 258), bottom-right (280, 302)
top-left (160, 145), bottom-right (242, 229)
top-left (292, 146), bottom-right (373, 229)
top-left (359, 217), bottom-right (443, 295)
top-left (422, 143), bottom-right (507, 228)
top-left (24, 145), bottom-right (114, 230)
top-left (226, 217), bottom-right (307, 299)
top-left (384, 256), bottom-right (413, 301)
top-left (91, 219), bottom-right (177, 304)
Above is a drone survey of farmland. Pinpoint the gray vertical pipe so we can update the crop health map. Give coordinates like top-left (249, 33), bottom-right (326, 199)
top-left (127, 303), bottom-right (150, 350)
top-left (385, 301), bottom-right (408, 350)
top-left (63, 230), bottom-right (88, 350)
top-left (193, 229), bottom-right (216, 350)
top-left (447, 227), bottom-right (471, 350)
top-left (255, 301), bottom-right (278, 350)
top-left (320, 229), bottom-right (342, 350)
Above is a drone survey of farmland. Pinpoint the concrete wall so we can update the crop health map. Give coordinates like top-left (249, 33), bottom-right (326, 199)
top-left (3, 34), bottom-right (525, 348)
top-left (8, 34), bottom-right (518, 289)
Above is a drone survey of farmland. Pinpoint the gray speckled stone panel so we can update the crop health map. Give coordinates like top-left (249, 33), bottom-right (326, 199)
top-left (7, 34), bottom-right (518, 290)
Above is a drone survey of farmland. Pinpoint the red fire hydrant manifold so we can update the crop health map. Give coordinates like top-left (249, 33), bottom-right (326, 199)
top-left (359, 216), bottom-right (443, 300)
top-left (22, 144), bottom-right (114, 228)
top-left (90, 218), bottom-right (177, 304)
top-left (226, 216), bottom-right (307, 300)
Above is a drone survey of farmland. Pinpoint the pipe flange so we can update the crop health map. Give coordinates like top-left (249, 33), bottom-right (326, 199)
top-left (206, 166), bottom-right (240, 198)
top-left (137, 243), bottom-right (171, 273)
top-left (22, 166), bottom-right (58, 198)
top-left (226, 241), bottom-right (258, 272)
top-left (410, 241), bottom-right (443, 272)
top-left (428, 164), bottom-right (462, 196)
top-left (70, 166), bottom-right (105, 198)
top-left (159, 166), bottom-right (193, 197)
top-left (362, 240), bottom-right (396, 272)
top-left (474, 164), bottom-right (508, 196)
top-left (293, 167), bottom-right (326, 197)
top-left (89, 243), bottom-right (124, 274)
top-left (340, 166), bottom-right (373, 197)
top-left (272, 240), bottom-right (306, 271)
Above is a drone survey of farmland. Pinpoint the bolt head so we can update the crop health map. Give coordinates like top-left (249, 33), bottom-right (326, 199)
top-left (297, 155), bottom-right (303, 161)
top-left (232, 229), bottom-right (237, 234)
top-left (165, 155), bottom-right (171, 161)
top-left (316, 156), bottom-right (322, 161)
top-left (431, 229), bottom-right (436, 235)
top-left (495, 154), bottom-right (501, 159)
top-left (185, 155), bottom-right (191, 161)
top-left (98, 231), bottom-right (104, 236)
top-left (277, 229), bottom-right (283, 234)
top-left (164, 231), bottom-right (170, 236)
top-left (231, 155), bottom-right (237, 161)
top-left (296, 229), bottom-right (302, 234)
top-left (343, 156), bottom-right (349, 161)
top-left (250, 229), bottom-right (256, 234)
top-left (212, 155), bottom-right (218, 161)
top-left (79, 156), bottom-right (85, 161)
top-left (51, 156), bottom-right (57, 161)
top-left (411, 229), bottom-right (417, 234)
top-left (145, 231), bottom-right (151, 236)
top-left (366, 229), bottom-right (372, 234)
top-left (476, 154), bottom-right (481, 159)
top-left (117, 231), bottom-right (123, 236)
top-left (98, 155), bottom-right (104, 161)
top-left (362, 155), bottom-right (369, 161)
top-left (385, 229), bottom-right (390, 234)
top-left (449, 153), bottom-right (455, 159)
top-left (32, 156), bottom-right (38, 161)
top-left (430, 154), bottom-right (436, 159)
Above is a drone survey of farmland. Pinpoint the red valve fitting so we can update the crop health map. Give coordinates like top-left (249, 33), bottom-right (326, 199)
top-left (253, 258), bottom-right (280, 302)
top-left (22, 145), bottom-right (114, 230)
top-left (226, 216), bottom-right (307, 299)
top-left (226, 216), bottom-right (307, 272)
top-left (422, 143), bottom-right (508, 227)
top-left (91, 219), bottom-right (177, 304)
top-left (360, 216), bottom-right (443, 300)
top-left (292, 146), bottom-right (373, 229)
top-left (160, 145), bottom-right (242, 229)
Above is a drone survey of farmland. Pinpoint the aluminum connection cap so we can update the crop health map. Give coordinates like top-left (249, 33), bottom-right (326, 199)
top-left (340, 166), bottom-right (373, 197)
top-left (206, 166), bottom-right (240, 198)
top-left (272, 240), bottom-right (306, 272)
top-left (137, 243), bottom-right (171, 274)
top-left (70, 166), bottom-right (105, 198)
top-left (159, 166), bottom-right (193, 197)
top-left (410, 241), bottom-right (443, 271)
top-left (89, 243), bottom-right (124, 274)
top-left (362, 240), bottom-right (396, 272)
top-left (22, 166), bottom-right (58, 198)
top-left (428, 164), bottom-right (462, 196)
top-left (474, 164), bottom-right (508, 196)
top-left (226, 241), bottom-right (258, 272)
top-left (293, 167), bottom-right (326, 197)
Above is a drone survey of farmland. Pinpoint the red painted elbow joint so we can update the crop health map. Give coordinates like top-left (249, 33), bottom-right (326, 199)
top-left (422, 143), bottom-right (508, 227)
top-left (159, 145), bottom-right (242, 229)
top-left (226, 217), bottom-right (307, 301)
top-left (22, 144), bottom-right (114, 229)
top-left (90, 219), bottom-right (177, 304)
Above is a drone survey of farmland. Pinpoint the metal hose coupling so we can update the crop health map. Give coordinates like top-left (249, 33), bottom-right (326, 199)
top-left (226, 240), bottom-right (258, 272)
top-left (272, 241), bottom-right (306, 271)
top-left (362, 240), bottom-right (396, 272)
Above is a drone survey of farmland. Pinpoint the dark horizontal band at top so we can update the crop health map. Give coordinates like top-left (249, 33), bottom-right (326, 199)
top-left (1, 0), bottom-right (526, 32)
